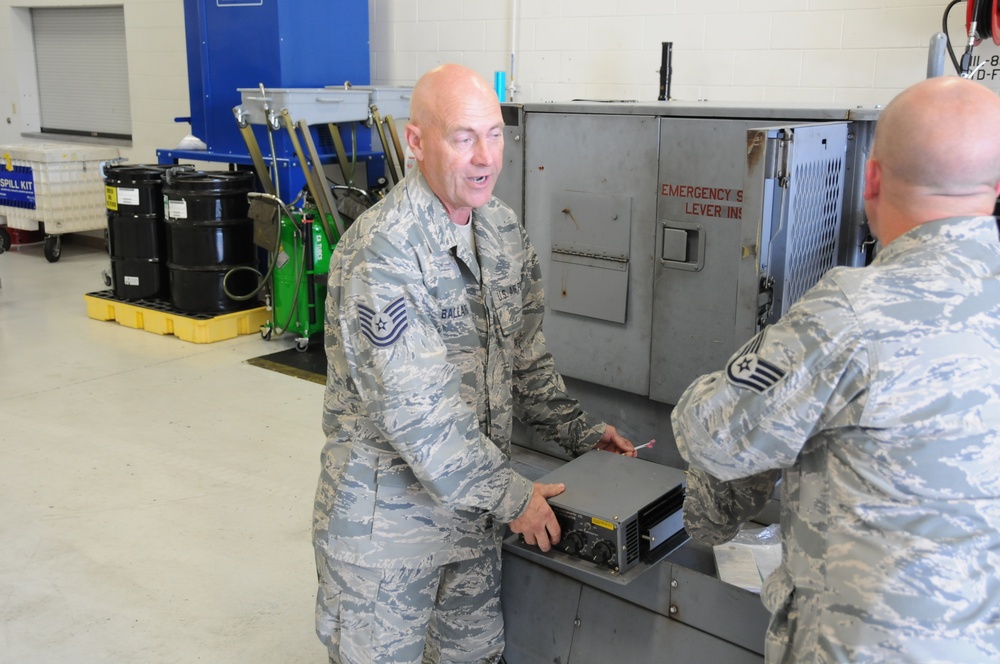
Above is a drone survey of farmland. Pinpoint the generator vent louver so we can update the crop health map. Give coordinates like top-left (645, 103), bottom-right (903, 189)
top-left (785, 156), bottom-right (844, 310)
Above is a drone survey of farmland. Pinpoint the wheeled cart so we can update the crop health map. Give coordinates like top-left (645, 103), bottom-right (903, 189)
top-left (0, 143), bottom-right (120, 262)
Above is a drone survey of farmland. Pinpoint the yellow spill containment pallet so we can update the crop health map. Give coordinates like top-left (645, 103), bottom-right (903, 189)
top-left (84, 290), bottom-right (268, 344)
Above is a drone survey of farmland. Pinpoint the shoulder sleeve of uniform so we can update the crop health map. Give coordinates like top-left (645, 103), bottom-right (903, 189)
top-left (672, 274), bottom-right (869, 481)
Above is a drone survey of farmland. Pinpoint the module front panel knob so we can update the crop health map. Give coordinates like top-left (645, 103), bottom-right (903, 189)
top-left (591, 539), bottom-right (615, 566)
top-left (563, 531), bottom-right (585, 555)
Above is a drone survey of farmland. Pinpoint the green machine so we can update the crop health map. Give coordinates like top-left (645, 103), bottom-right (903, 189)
top-left (245, 184), bottom-right (377, 352)
top-left (248, 194), bottom-right (339, 351)
top-left (269, 208), bottom-right (336, 350)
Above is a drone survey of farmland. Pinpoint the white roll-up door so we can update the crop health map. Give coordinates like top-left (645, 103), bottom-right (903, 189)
top-left (31, 6), bottom-right (132, 140)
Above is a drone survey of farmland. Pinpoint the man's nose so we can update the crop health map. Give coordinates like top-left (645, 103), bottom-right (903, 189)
top-left (471, 138), bottom-right (495, 166)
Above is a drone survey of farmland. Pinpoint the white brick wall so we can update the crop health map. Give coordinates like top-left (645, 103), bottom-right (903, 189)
top-left (2, 0), bottom-right (999, 162)
top-left (371, 0), bottom-right (1000, 108)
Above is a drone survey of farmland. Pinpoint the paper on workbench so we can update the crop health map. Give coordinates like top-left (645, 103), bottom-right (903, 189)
top-left (713, 524), bottom-right (781, 594)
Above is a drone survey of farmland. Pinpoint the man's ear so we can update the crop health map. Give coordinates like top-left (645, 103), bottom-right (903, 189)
top-left (863, 158), bottom-right (881, 201)
top-left (405, 124), bottom-right (422, 161)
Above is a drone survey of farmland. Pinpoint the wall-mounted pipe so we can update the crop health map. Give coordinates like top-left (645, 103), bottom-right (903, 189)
top-left (658, 42), bottom-right (673, 101)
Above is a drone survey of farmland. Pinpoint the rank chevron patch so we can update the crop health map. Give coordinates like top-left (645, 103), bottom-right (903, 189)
top-left (726, 332), bottom-right (786, 393)
top-left (358, 297), bottom-right (409, 347)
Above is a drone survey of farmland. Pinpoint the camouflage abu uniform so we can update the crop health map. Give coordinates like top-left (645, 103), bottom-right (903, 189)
top-left (314, 169), bottom-right (605, 662)
top-left (672, 216), bottom-right (1000, 663)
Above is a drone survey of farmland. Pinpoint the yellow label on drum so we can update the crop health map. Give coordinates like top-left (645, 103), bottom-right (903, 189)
top-left (105, 185), bottom-right (118, 211)
top-left (591, 517), bottom-right (615, 531)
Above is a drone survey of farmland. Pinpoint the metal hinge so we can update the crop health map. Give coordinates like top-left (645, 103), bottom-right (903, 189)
top-left (764, 130), bottom-right (792, 189)
top-left (551, 247), bottom-right (629, 264)
top-left (757, 275), bottom-right (774, 329)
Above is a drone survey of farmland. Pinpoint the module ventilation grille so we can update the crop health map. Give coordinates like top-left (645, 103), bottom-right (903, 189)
top-left (625, 520), bottom-right (640, 565)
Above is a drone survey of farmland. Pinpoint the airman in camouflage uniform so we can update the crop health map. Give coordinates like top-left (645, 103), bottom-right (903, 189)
top-left (314, 64), bottom-right (635, 664)
top-left (672, 77), bottom-right (1000, 662)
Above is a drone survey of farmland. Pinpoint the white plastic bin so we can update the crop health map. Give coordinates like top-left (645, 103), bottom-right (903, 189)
top-left (0, 143), bottom-right (120, 235)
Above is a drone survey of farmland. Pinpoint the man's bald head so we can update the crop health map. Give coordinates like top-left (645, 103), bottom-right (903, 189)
top-left (409, 64), bottom-right (497, 133)
top-left (873, 77), bottom-right (1000, 194)
top-left (404, 64), bottom-right (505, 224)
top-left (865, 77), bottom-right (1000, 244)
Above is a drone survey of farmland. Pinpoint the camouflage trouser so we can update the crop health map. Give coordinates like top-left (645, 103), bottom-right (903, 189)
top-left (316, 545), bottom-right (504, 664)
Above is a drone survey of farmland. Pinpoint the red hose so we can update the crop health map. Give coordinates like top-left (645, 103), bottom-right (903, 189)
top-left (966, 0), bottom-right (996, 43)
top-left (993, 0), bottom-right (1000, 45)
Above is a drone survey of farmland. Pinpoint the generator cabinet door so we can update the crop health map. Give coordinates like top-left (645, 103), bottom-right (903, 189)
top-left (650, 120), bottom-right (850, 405)
top-left (522, 111), bottom-right (659, 396)
top-left (737, 123), bottom-right (849, 340)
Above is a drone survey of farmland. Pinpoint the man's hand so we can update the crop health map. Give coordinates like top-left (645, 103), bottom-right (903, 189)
top-left (594, 424), bottom-right (637, 457)
top-left (509, 482), bottom-right (565, 552)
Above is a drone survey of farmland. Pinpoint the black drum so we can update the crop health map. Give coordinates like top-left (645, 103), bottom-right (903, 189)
top-left (105, 164), bottom-right (178, 301)
top-left (163, 170), bottom-right (258, 314)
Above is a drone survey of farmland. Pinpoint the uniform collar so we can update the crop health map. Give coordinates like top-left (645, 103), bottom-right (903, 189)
top-left (873, 215), bottom-right (998, 264)
top-left (402, 168), bottom-right (483, 281)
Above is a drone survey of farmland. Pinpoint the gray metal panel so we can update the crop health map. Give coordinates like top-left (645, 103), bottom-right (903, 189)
top-left (495, 103), bottom-right (524, 220)
top-left (649, 117), bottom-right (760, 405)
top-left (522, 111), bottom-right (658, 395)
top-left (736, 127), bottom-right (780, 346)
top-left (839, 119), bottom-right (876, 268)
top-left (521, 99), bottom-right (878, 122)
top-left (501, 555), bottom-right (579, 664)
top-left (513, 376), bottom-right (683, 468)
top-left (571, 587), bottom-right (763, 664)
top-left (504, 536), bottom-right (712, 618)
top-left (669, 562), bottom-right (770, 656)
top-left (501, 553), bottom-right (766, 664)
top-left (505, 534), bottom-right (675, 593)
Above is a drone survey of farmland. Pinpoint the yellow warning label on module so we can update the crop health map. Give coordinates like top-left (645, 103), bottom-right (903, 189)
top-left (591, 517), bottom-right (615, 531)
top-left (105, 186), bottom-right (118, 211)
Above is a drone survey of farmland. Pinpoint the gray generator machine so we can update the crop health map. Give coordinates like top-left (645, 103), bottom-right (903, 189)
top-left (494, 100), bottom-right (880, 664)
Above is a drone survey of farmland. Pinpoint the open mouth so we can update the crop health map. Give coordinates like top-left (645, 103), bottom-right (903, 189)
top-left (470, 175), bottom-right (488, 184)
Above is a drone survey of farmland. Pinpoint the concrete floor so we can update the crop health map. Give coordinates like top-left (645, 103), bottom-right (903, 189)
top-left (0, 240), bottom-right (329, 662)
